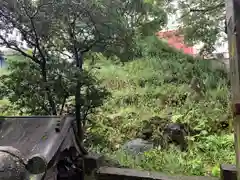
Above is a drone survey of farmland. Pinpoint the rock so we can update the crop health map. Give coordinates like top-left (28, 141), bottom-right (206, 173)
top-left (122, 138), bottom-right (154, 155)
top-left (141, 128), bottom-right (153, 140)
top-left (139, 116), bottom-right (195, 152)
top-left (162, 123), bottom-right (188, 151)
top-left (0, 148), bottom-right (27, 180)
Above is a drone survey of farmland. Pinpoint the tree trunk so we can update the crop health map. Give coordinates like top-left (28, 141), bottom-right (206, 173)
top-left (40, 61), bottom-right (57, 115)
top-left (75, 51), bottom-right (88, 154)
top-left (75, 52), bottom-right (82, 136)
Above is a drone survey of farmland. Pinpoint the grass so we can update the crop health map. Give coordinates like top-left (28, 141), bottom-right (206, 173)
top-left (85, 45), bottom-right (234, 177)
top-left (0, 36), bottom-right (235, 177)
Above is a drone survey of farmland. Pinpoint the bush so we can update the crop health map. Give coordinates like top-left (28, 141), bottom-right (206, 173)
top-left (0, 55), bottom-right (109, 118)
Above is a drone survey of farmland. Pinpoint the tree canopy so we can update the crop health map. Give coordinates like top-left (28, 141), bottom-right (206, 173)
top-left (0, 0), bottom-right (168, 113)
top-left (0, 0), bottom-right (169, 154)
top-left (177, 0), bottom-right (225, 54)
top-left (0, 0), bottom-right (168, 61)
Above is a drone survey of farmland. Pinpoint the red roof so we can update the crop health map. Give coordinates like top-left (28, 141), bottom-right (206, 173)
top-left (156, 30), bottom-right (195, 55)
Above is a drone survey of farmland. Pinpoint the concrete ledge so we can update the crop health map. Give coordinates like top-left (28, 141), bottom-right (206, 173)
top-left (96, 167), bottom-right (218, 180)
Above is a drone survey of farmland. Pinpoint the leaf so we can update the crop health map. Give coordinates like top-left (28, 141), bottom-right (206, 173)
top-left (171, 114), bottom-right (184, 122)
top-left (201, 130), bottom-right (208, 135)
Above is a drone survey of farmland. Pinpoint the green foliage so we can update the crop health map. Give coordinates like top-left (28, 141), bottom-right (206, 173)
top-left (0, 0), bottom-right (233, 177)
top-left (0, 0), bottom-right (168, 117)
top-left (49, 0), bottom-right (168, 62)
top-left (83, 35), bottom-right (233, 177)
top-left (177, 0), bottom-right (225, 52)
top-left (0, 55), bottom-right (109, 118)
top-left (105, 135), bottom-right (234, 176)
top-left (0, 30), bottom-right (232, 176)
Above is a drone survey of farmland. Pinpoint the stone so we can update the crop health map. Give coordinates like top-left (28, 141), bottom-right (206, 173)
top-left (162, 123), bottom-right (188, 151)
top-left (122, 138), bottom-right (154, 155)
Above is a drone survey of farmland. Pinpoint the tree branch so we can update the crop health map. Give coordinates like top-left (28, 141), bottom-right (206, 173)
top-left (21, 3), bottom-right (57, 115)
top-left (0, 34), bottom-right (40, 63)
top-left (59, 94), bottom-right (68, 115)
top-left (80, 40), bottom-right (97, 53)
top-left (178, 2), bottom-right (225, 22)
top-left (22, 5), bottom-right (47, 62)
top-left (31, 2), bottom-right (55, 18)
top-left (190, 3), bottom-right (225, 13)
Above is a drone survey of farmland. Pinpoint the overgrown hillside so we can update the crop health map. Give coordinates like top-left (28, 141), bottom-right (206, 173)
top-left (85, 36), bottom-right (234, 177)
top-left (0, 0), bottom-right (233, 178)
top-left (0, 36), bottom-right (234, 177)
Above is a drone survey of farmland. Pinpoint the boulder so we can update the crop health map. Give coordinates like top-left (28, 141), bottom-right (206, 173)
top-left (122, 138), bottom-right (154, 155)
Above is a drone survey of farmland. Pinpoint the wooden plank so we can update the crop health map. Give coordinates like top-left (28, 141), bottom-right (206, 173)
top-left (225, 0), bottom-right (240, 179)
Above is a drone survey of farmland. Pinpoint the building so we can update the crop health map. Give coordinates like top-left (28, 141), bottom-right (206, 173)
top-left (156, 29), bottom-right (229, 60)
top-left (156, 30), bottom-right (196, 55)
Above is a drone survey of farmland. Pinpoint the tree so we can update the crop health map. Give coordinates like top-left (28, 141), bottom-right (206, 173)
top-left (0, 56), bottom-right (109, 116)
top-left (49, 0), bottom-right (168, 150)
top-left (52, 0), bottom-right (168, 60)
top-left (102, 0), bottom-right (168, 60)
top-left (176, 0), bottom-right (225, 54)
top-left (0, 0), bottom-right (168, 155)
top-left (0, 0), bottom-right (60, 114)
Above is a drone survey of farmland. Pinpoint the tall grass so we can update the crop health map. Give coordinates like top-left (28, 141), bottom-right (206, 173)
top-left (86, 36), bottom-right (233, 177)
top-left (0, 37), bottom-right (233, 177)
